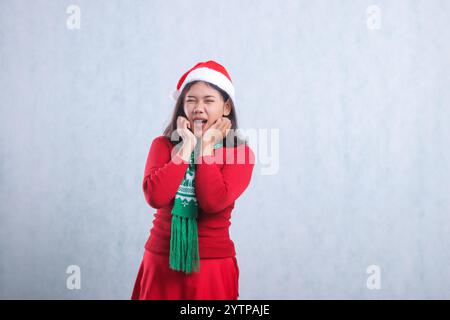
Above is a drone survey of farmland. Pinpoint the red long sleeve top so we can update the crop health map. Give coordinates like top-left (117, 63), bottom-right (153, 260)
top-left (142, 135), bottom-right (255, 259)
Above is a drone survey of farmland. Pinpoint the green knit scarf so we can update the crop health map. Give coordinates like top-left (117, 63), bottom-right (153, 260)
top-left (169, 138), bottom-right (223, 273)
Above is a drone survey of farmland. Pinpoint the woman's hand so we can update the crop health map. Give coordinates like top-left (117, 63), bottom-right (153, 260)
top-left (202, 117), bottom-right (231, 149)
top-left (176, 116), bottom-right (197, 161)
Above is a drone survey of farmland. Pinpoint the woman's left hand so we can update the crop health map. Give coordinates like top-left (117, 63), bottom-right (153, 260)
top-left (202, 117), bottom-right (232, 147)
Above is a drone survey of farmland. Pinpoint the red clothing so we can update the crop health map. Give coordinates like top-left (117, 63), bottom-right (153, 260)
top-left (131, 250), bottom-right (240, 300)
top-left (142, 135), bottom-right (255, 259)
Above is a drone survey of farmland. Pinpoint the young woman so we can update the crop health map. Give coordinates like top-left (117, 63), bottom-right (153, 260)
top-left (131, 60), bottom-right (255, 300)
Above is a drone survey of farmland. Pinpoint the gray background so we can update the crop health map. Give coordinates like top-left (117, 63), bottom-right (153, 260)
top-left (1, 0), bottom-right (449, 299)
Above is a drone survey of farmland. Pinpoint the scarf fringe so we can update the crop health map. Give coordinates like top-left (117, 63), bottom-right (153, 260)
top-left (169, 215), bottom-right (200, 273)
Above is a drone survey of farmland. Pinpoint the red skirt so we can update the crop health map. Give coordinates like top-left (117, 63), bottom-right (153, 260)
top-left (131, 249), bottom-right (240, 300)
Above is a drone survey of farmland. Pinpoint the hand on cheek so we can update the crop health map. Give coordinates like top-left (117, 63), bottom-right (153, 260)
top-left (202, 117), bottom-right (231, 147)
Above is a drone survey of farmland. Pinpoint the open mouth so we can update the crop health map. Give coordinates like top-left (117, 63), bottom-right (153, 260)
top-left (193, 119), bottom-right (207, 131)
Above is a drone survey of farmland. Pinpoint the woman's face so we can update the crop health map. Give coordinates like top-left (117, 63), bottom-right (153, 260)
top-left (183, 81), bottom-right (231, 138)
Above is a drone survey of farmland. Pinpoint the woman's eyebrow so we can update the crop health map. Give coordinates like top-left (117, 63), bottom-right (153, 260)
top-left (186, 95), bottom-right (216, 99)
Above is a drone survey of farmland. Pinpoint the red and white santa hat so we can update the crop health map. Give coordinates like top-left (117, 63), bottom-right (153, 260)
top-left (170, 60), bottom-right (235, 102)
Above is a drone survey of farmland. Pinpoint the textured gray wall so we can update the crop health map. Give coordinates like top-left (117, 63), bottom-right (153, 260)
top-left (1, 0), bottom-right (449, 299)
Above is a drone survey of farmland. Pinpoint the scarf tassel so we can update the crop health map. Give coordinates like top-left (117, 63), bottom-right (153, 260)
top-left (169, 215), bottom-right (200, 273)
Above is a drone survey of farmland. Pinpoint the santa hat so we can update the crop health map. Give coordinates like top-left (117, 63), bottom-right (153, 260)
top-left (170, 60), bottom-right (235, 102)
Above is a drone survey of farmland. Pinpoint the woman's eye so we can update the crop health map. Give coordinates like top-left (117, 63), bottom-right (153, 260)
top-left (206, 100), bottom-right (214, 103)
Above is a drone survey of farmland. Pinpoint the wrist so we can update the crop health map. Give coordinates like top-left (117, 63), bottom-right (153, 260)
top-left (182, 137), bottom-right (196, 149)
top-left (201, 142), bottom-right (214, 156)
top-left (178, 141), bottom-right (195, 162)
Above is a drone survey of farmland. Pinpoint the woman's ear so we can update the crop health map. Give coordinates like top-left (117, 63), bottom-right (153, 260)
top-left (223, 99), bottom-right (231, 116)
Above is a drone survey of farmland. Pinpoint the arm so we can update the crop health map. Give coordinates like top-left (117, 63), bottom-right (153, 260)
top-left (142, 136), bottom-right (190, 209)
top-left (194, 144), bottom-right (255, 213)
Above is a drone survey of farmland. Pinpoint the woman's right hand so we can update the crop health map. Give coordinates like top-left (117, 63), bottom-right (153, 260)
top-left (176, 116), bottom-right (197, 153)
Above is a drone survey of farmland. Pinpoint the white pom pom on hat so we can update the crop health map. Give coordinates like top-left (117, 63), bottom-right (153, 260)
top-left (170, 60), bottom-right (235, 103)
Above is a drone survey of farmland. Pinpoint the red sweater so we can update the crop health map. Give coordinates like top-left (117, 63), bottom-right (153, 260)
top-left (142, 135), bottom-right (255, 259)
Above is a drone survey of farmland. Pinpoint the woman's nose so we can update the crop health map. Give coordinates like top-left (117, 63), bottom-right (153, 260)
top-left (193, 105), bottom-right (206, 113)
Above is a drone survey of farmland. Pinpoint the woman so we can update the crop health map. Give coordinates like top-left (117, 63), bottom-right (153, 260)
top-left (132, 60), bottom-right (255, 300)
